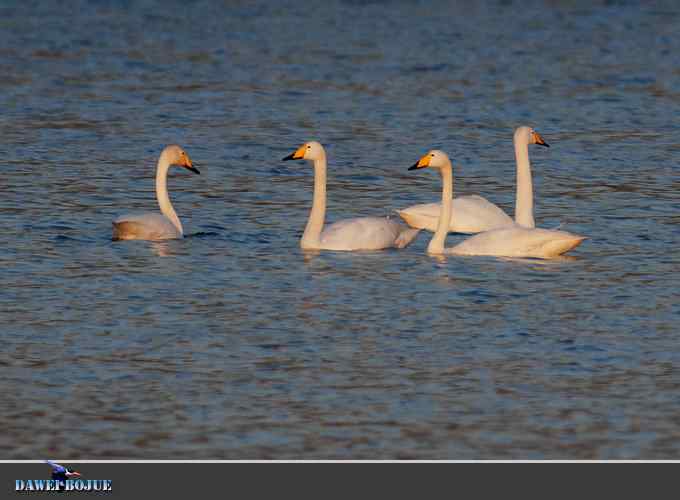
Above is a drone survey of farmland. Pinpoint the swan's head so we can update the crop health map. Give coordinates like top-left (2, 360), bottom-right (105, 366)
top-left (162, 144), bottom-right (200, 174)
top-left (282, 141), bottom-right (326, 162)
top-left (408, 149), bottom-right (451, 171)
top-left (514, 126), bottom-right (549, 148)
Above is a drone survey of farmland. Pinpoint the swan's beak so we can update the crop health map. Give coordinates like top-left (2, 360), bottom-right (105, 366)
top-left (66, 471), bottom-right (81, 478)
top-left (282, 145), bottom-right (306, 161)
top-left (408, 154), bottom-right (431, 170)
top-left (182, 157), bottom-right (200, 174)
top-left (533, 131), bottom-right (550, 148)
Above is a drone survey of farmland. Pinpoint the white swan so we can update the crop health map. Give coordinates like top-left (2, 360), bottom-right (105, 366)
top-left (409, 150), bottom-right (586, 259)
top-left (512, 125), bottom-right (549, 228)
top-left (282, 141), bottom-right (420, 251)
top-left (112, 144), bottom-right (199, 241)
top-left (397, 194), bottom-right (512, 234)
top-left (397, 125), bottom-right (549, 232)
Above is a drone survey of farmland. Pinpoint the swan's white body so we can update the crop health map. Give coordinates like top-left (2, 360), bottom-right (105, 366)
top-left (113, 145), bottom-right (199, 241)
top-left (283, 141), bottom-right (420, 251)
top-left (410, 149), bottom-right (585, 259)
top-left (449, 226), bottom-right (586, 259)
top-left (397, 196), bottom-right (512, 234)
top-left (113, 212), bottom-right (182, 240)
top-left (312, 216), bottom-right (418, 251)
top-left (398, 126), bottom-right (551, 232)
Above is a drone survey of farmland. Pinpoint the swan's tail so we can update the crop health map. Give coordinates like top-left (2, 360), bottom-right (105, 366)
top-left (394, 227), bottom-right (421, 249)
top-left (544, 232), bottom-right (587, 257)
top-left (395, 209), bottom-right (421, 229)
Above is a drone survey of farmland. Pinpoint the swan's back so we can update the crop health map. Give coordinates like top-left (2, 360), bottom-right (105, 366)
top-left (320, 216), bottom-right (419, 251)
top-left (112, 213), bottom-right (181, 241)
top-left (398, 195), bottom-right (513, 234)
top-left (450, 225), bottom-right (585, 259)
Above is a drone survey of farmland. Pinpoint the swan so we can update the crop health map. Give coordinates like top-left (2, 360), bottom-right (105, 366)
top-left (282, 141), bottom-right (420, 251)
top-left (397, 193), bottom-right (512, 234)
top-left (112, 144), bottom-right (199, 241)
top-left (512, 125), bottom-right (549, 228)
top-left (409, 149), bottom-right (586, 259)
top-left (397, 125), bottom-right (549, 232)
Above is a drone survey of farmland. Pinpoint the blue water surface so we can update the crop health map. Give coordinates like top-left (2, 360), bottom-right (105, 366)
top-left (1, 0), bottom-right (679, 458)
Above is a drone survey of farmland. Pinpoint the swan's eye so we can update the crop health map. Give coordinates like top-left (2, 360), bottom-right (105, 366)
top-left (431, 154), bottom-right (434, 157)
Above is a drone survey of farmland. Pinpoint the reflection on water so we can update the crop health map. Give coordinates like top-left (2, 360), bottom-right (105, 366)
top-left (148, 241), bottom-right (175, 258)
top-left (1, 0), bottom-right (680, 459)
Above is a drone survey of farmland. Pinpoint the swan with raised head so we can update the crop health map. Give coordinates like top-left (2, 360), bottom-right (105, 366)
top-left (397, 126), bottom-right (549, 232)
top-left (112, 144), bottom-right (199, 241)
top-left (512, 125), bottom-right (548, 228)
top-left (409, 149), bottom-right (586, 259)
top-left (282, 141), bottom-right (420, 251)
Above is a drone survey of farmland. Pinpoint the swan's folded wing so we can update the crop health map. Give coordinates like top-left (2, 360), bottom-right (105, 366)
top-left (450, 226), bottom-right (585, 259)
top-left (112, 213), bottom-right (180, 240)
top-left (320, 217), bottom-right (409, 250)
top-left (399, 195), bottom-right (512, 234)
top-left (452, 195), bottom-right (513, 232)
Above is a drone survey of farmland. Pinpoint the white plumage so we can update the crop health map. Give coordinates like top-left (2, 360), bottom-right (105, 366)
top-left (398, 125), bottom-right (551, 233)
top-left (283, 141), bottom-right (420, 251)
top-left (113, 145), bottom-right (200, 241)
top-left (409, 149), bottom-right (585, 259)
top-left (397, 195), bottom-right (512, 234)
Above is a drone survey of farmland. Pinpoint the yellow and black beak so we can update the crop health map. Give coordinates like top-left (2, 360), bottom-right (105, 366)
top-left (408, 153), bottom-right (431, 171)
top-left (533, 131), bottom-right (550, 148)
top-left (181, 155), bottom-right (200, 174)
top-left (184, 163), bottom-right (200, 175)
top-left (282, 145), bottom-right (306, 161)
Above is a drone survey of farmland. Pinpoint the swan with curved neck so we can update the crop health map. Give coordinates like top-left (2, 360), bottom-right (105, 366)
top-left (282, 141), bottom-right (420, 251)
top-left (112, 145), bottom-right (199, 241)
top-left (398, 125), bottom-right (548, 233)
top-left (409, 149), bottom-right (585, 259)
top-left (513, 125), bottom-right (548, 228)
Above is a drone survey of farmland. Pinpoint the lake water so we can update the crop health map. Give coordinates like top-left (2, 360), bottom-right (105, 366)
top-left (1, 0), bottom-right (679, 459)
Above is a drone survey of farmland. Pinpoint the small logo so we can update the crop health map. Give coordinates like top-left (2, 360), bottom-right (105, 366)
top-left (46, 460), bottom-right (81, 482)
top-left (14, 461), bottom-right (112, 492)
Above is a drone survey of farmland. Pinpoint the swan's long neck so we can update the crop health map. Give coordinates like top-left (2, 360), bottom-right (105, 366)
top-left (301, 155), bottom-right (327, 249)
top-left (427, 162), bottom-right (453, 254)
top-left (514, 137), bottom-right (535, 228)
top-left (156, 154), bottom-right (183, 235)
